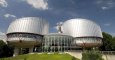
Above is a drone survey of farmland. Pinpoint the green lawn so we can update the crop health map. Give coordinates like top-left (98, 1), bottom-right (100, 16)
top-left (0, 53), bottom-right (80, 60)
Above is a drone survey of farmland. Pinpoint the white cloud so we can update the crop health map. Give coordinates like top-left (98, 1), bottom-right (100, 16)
top-left (4, 13), bottom-right (16, 18)
top-left (24, 0), bottom-right (48, 10)
top-left (104, 23), bottom-right (111, 26)
top-left (0, 31), bottom-right (5, 36)
top-left (96, 0), bottom-right (115, 10)
top-left (102, 6), bottom-right (108, 10)
top-left (0, 0), bottom-right (8, 7)
top-left (0, 31), bottom-right (6, 43)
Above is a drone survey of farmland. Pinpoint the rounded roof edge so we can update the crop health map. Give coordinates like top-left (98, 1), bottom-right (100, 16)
top-left (63, 18), bottom-right (100, 26)
top-left (7, 17), bottom-right (49, 35)
top-left (12, 17), bottom-right (48, 24)
top-left (62, 18), bottom-right (103, 38)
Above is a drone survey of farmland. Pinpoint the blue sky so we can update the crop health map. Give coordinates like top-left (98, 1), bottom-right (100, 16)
top-left (0, 0), bottom-right (115, 37)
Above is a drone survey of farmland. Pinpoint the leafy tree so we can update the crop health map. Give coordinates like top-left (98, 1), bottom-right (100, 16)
top-left (111, 37), bottom-right (115, 50)
top-left (0, 40), bottom-right (13, 58)
top-left (99, 32), bottom-right (114, 51)
top-left (0, 40), bottom-right (6, 47)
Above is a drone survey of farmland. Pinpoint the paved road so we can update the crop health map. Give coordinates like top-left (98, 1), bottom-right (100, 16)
top-left (102, 54), bottom-right (115, 60)
top-left (66, 52), bottom-right (115, 60)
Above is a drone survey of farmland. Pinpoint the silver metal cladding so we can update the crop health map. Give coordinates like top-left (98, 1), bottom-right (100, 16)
top-left (62, 18), bottom-right (103, 38)
top-left (7, 17), bottom-right (49, 35)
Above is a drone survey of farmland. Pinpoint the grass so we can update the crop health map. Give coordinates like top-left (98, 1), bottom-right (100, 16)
top-left (0, 53), bottom-right (80, 60)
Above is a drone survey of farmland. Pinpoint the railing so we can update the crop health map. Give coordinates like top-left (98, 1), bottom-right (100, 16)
top-left (100, 51), bottom-right (115, 55)
top-left (67, 50), bottom-right (115, 55)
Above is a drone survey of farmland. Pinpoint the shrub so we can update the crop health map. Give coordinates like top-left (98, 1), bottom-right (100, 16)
top-left (82, 50), bottom-right (104, 60)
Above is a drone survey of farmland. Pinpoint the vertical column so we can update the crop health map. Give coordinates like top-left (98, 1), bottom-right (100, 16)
top-left (52, 37), bottom-right (54, 52)
top-left (66, 37), bottom-right (69, 52)
top-left (47, 38), bottom-right (48, 52)
top-left (13, 48), bottom-right (19, 57)
top-left (68, 38), bottom-right (70, 51)
top-left (29, 47), bottom-right (33, 53)
top-left (54, 36), bottom-right (55, 52)
top-left (58, 37), bottom-right (59, 52)
top-left (61, 37), bottom-right (63, 52)
top-left (64, 37), bottom-right (65, 52)
top-left (70, 37), bottom-right (72, 51)
top-left (44, 37), bottom-right (46, 52)
top-left (70, 38), bottom-right (72, 51)
top-left (42, 38), bottom-right (43, 52)
top-left (60, 37), bottom-right (62, 52)
top-left (49, 39), bottom-right (50, 52)
top-left (45, 37), bottom-right (46, 52)
top-left (70, 37), bottom-right (74, 51)
top-left (46, 38), bottom-right (48, 52)
top-left (50, 38), bottom-right (52, 52)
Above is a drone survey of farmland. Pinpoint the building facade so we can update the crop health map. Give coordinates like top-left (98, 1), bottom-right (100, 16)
top-left (62, 18), bottom-right (103, 47)
top-left (7, 17), bottom-right (49, 56)
top-left (6, 17), bottom-right (103, 56)
top-left (42, 33), bottom-right (73, 52)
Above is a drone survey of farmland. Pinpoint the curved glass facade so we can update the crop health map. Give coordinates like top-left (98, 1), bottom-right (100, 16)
top-left (42, 34), bottom-right (73, 52)
top-left (7, 33), bottom-right (43, 39)
top-left (74, 37), bottom-right (102, 47)
top-left (7, 33), bottom-right (43, 47)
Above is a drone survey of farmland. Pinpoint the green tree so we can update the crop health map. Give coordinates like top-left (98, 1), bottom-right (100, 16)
top-left (0, 40), bottom-right (13, 58)
top-left (111, 37), bottom-right (115, 50)
top-left (99, 32), bottom-right (113, 51)
top-left (0, 40), bottom-right (6, 47)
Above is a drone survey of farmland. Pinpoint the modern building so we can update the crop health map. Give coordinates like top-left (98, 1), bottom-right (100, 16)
top-left (42, 33), bottom-right (73, 52)
top-left (6, 17), bottom-right (49, 56)
top-left (6, 17), bottom-right (103, 56)
top-left (62, 18), bottom-right (103, 47)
